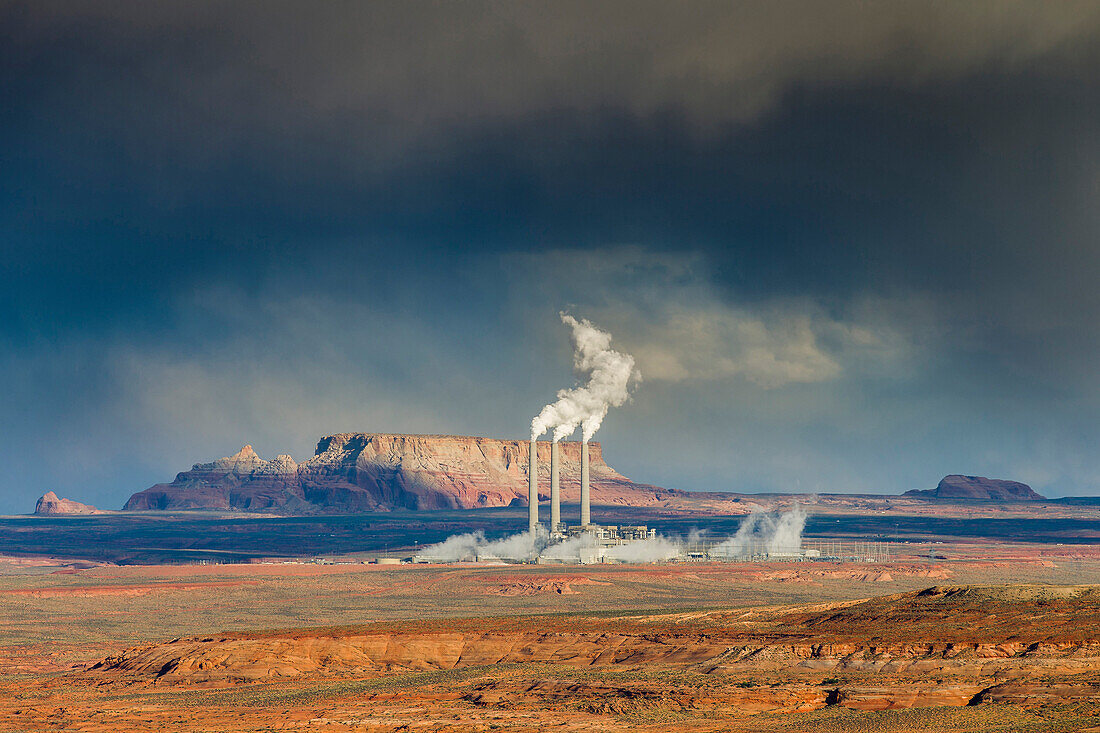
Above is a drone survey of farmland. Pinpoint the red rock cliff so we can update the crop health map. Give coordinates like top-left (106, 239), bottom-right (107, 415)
top-left (123, 434), bottom-right (682, 513)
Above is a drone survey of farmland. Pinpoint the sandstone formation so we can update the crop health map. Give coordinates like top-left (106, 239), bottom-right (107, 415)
top-left (904, 474), bottom-right (1044, 501)
top-left (89, 584), bottom-right (1100, 715)
top-left (124, 434), bottom-right (684, 513)
top-left (34, 491), bottom-right (101, 515)
top-left (8, 561), bottom-right (1100, 732)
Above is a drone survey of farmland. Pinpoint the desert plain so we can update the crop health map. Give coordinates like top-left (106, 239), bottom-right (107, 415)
top-left (4, 535), bottom-right (1100, 732)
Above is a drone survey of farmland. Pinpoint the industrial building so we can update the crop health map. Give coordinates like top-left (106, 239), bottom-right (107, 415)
top-left (412, 438), bottom-right (892, 565)
top-left (529, 438), bottom-right (658, 558)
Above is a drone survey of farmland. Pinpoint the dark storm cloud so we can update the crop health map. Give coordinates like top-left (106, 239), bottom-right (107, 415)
top-left (1, 1), bottom-right (1099, 511)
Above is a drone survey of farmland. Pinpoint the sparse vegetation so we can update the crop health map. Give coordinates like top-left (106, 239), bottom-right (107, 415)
top-left (3, 553), bottom-right (1100, 731)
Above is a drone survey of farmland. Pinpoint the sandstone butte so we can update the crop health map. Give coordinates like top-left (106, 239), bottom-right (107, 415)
top-left (34, 491), bottom-right (101, 515)
top-left (902, 474), bottom-right (1044, 502)
top-left (123, 433), bottom-right (686, 513)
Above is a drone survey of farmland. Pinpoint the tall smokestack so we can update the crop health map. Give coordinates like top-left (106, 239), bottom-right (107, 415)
top-left (528, 440), bottom-right (538, 533)
top-left (580, 441), bottom-right (590, 526)
top-left (550, 441), bottom-right (561, 530)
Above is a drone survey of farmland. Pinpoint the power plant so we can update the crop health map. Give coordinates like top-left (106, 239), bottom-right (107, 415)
top-left (411, 435), bottom-right (893, 564)
top-left (580, 441), bottom-right (590, 526)
top-left (414, 314), bottom-right (895, 566)
top-left (529, 437), bottom-right (657, 557)
top-left (518, 312), bottom-right (661, 560)
top-left (528, 439), bottom-right (538, 534)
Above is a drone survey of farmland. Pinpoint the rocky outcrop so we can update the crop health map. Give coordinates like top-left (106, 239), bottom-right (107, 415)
top-left (89, 583), bottom-right (1100, 716)
top-left (123, 445), bottom-right (306, 512)
top-left (903, 475), bottom-right (1044, 502)
top-left (34, 491), bottom-right (101, 515)
top-left (123, 434), bottom-right (684, 513)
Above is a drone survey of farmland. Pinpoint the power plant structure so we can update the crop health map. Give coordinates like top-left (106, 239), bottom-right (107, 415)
top-left (527, 438), bottom-right (655, 554)
top-left (580, 441), bottom-right (590, 526)
top-left (415, 436), bottom-right (896, 565)
top-left (524, 441), bottom-right (891, 565)
top-left (681, 540), bottom-right (890, 563)
top-left (410, 309), bottom-right (900, 565)
top-left (527, 439), bottom-right (538, 533)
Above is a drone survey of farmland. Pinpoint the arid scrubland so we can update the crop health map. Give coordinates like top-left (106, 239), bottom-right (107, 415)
top-left (3, 553), bottom-right (1100, 731)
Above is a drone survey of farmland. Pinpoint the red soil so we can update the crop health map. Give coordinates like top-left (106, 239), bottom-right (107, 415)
top-left (0, 580), bottom-right (258, 598)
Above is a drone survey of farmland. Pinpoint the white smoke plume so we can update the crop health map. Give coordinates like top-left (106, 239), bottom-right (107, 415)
top-left (413, 531), bottom-right (483, 562)
top-left (708, 513), bottom-right (764, 558)
top-left (531, 313), bottom-right (639, 443)
top-left (709, 505), bottom-right (807, 558)
top-left (766, 504), bottom-right (807, 555)
top-left (604, 535), bottom-right (682, 562)
top-left (415, 506), bottom-right (806, 564)
top-left (686, 528), bottom-right (707, 544)
top-left (414, 529), bottom-right (547, 562)
top-left (537, 532), bottom-right (597, 561)
top-left (415, 529), bottom-right (684, 564)
top-left (538, 533), bottom-right (683, 563)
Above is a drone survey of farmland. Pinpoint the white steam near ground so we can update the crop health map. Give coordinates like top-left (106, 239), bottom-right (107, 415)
top-left (413, 529), bottom-right (547, 563)
top-left (531, 313), bottom-right (639, 443)
top-left (708, 504), bottom-right (807, 558)
top-left (413, 506), bottom-right (807, 563)
top-left (604, 535), bottom-right (683, 563)
top-left (537, 532), bottom-right (594, 561)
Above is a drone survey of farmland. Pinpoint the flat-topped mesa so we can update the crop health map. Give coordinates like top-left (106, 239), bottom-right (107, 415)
top-left (124, 433), bottom-right (682, 514)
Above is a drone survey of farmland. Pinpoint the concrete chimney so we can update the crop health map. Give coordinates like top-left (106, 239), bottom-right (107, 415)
top-left (528, 439), bottom-right (538, 533)
top-left (580, 441), bottom-right (590, 526)
top-left (550, 440), bottom-right (561, 530)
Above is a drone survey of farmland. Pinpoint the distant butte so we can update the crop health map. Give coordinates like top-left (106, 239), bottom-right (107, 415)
top-left (903, 474), bottom-right (1044, 502)
top-left (122, 434), bottom-right (686, 514)
top-left (34, 491), bottom-right (102, 515)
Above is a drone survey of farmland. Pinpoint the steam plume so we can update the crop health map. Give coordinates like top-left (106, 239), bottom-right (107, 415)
top-left (536, 532), bottom-right (682, 563)
top-left (531, 313), bottom-right (638, 442)
top-left (415, 507), bottom-right (807, 564)
top-left (605, 536), bottom-right (682, 562)
top-left (538, 532), bottom-right (597, 561)
top-left (766, 504), bottom-right (807, 555)
top-left (708, 513), bottom-right (763, 558)
top-left (413, 529), bottom-right (547, 562)
top-left (709, 505), bottom-right (807, 558)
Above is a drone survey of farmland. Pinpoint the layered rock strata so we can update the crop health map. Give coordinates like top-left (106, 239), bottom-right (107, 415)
top-left (90, 584), bottom-right (1100, 713)
top-left (124, 434), bottom-right (683, 513)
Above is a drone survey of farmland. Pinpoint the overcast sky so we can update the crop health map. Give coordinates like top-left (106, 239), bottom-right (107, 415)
top-left (2, 1), bottom-right (1099, 513)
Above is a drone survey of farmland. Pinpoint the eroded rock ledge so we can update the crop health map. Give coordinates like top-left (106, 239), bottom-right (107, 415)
top-left (88, 584), bottom-right (1100, 714)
